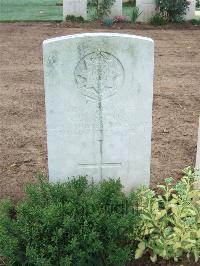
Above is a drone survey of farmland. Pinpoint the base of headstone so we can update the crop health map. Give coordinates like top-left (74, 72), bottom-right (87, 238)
top-left (136, 0), bottom-right (156, 23)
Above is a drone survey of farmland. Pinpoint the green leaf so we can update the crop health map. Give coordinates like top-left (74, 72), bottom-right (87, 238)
top-left (135, 242), bottom-right (146, 259)
top-left (194, 252), bottom-right (199, 263)
top-left (150, 254), bottom-right (157, 262)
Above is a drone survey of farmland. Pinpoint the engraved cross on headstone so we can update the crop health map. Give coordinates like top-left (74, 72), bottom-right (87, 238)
top-left (75, 51), bottom-right (124, 179)
top-left (79, 162), bottom-right (122, 180)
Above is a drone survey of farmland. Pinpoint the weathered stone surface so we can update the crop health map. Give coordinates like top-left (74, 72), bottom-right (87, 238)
top-left (136, 0), bottom-right (156, 22)
top-left (184, 0), bottom-right (196, 20)
top-left (110, 0), bottom-right (122, 17)
top-left (63, 0), bottom-right (87, 20)
top-left (43, 33), bottom-right (154, 193)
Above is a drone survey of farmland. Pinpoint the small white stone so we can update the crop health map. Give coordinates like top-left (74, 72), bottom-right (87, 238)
top-left (43, 33), bottom-right (154, 193)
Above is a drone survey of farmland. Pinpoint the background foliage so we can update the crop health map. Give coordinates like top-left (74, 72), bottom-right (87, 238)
top-left (88, 0), bottom-right (116, 18)
top-left (155, 0), bottom-right (190, 22)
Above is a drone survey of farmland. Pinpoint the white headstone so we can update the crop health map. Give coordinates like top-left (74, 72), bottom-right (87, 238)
top-left (184, 0), bottom-right (196, 20)
top-left (43, 33), bottom-right (154, 193)
top-left (63, 0), bottom-right (87, 20)
top-left (110, 0), bottom-right (122, 17)
top-left (195, 117), bottom-right (200, 188)
top-left (136, 0), bottom-right (156, 22)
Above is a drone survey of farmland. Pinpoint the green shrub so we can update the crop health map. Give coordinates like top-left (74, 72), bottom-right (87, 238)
top-left (88, 0), bottom-right (116, 19)
top-left (65, 15), bottom-right (84, 23)
top-left (135, 167), bottom-right (200, 263)
top-left (1, 169), bottom-right (199, 264)
top-left (150, 13), bottom-right (166, 25)
top-left (197, 0), bottom-right (200, 8)
top-left (0, 176), bottom-right (139, 266)
top-left (191, 18), bottom-right (200, 25)
top-left (102, 17), bottom-right (113, 26)
top-left (131, 6), bottom-right (142, 23)
top-left (156, 0), bottom-right (190, 22)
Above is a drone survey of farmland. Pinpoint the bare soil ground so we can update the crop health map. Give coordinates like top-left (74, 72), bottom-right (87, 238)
top-left (0, 23), bottom-right (200, 202)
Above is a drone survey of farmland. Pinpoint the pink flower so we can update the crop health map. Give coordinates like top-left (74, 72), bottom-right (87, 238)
top-left (113, 16), bottom-right (131, 23)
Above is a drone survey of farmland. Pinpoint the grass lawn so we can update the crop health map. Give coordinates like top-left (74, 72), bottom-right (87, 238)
top-left (196, 10), bottom-right (200, 19)
top-left (0, 0), bottom-right (63, 21)
top-left (122, 5), bottom-right (133, 18)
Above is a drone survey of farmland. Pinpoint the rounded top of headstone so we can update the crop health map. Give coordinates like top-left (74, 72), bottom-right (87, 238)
top-left (43, 33), bottom-right (154, 46)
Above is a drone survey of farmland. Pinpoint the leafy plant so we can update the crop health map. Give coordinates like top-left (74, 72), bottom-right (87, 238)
top-left (150, 13), bottom-right (166, 25)
top-left (197, 0), bottom-right (200, 8)
top-left (65, 15), bottom-right (84, 23)
top-left (131, 6), bottom-right (142, 23)
top-left (88, 0), bottom-right (116, 19)
top-left (191, 18), bottom-right (200, 25)
top-left (155, 0), bottom-right (190, 22)
top-left (0, 176), bottom-right (139, 266)
top-left (134, 167), bottom-right (200, 263)
top-left (102, 17), bottom-right (113, 26)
